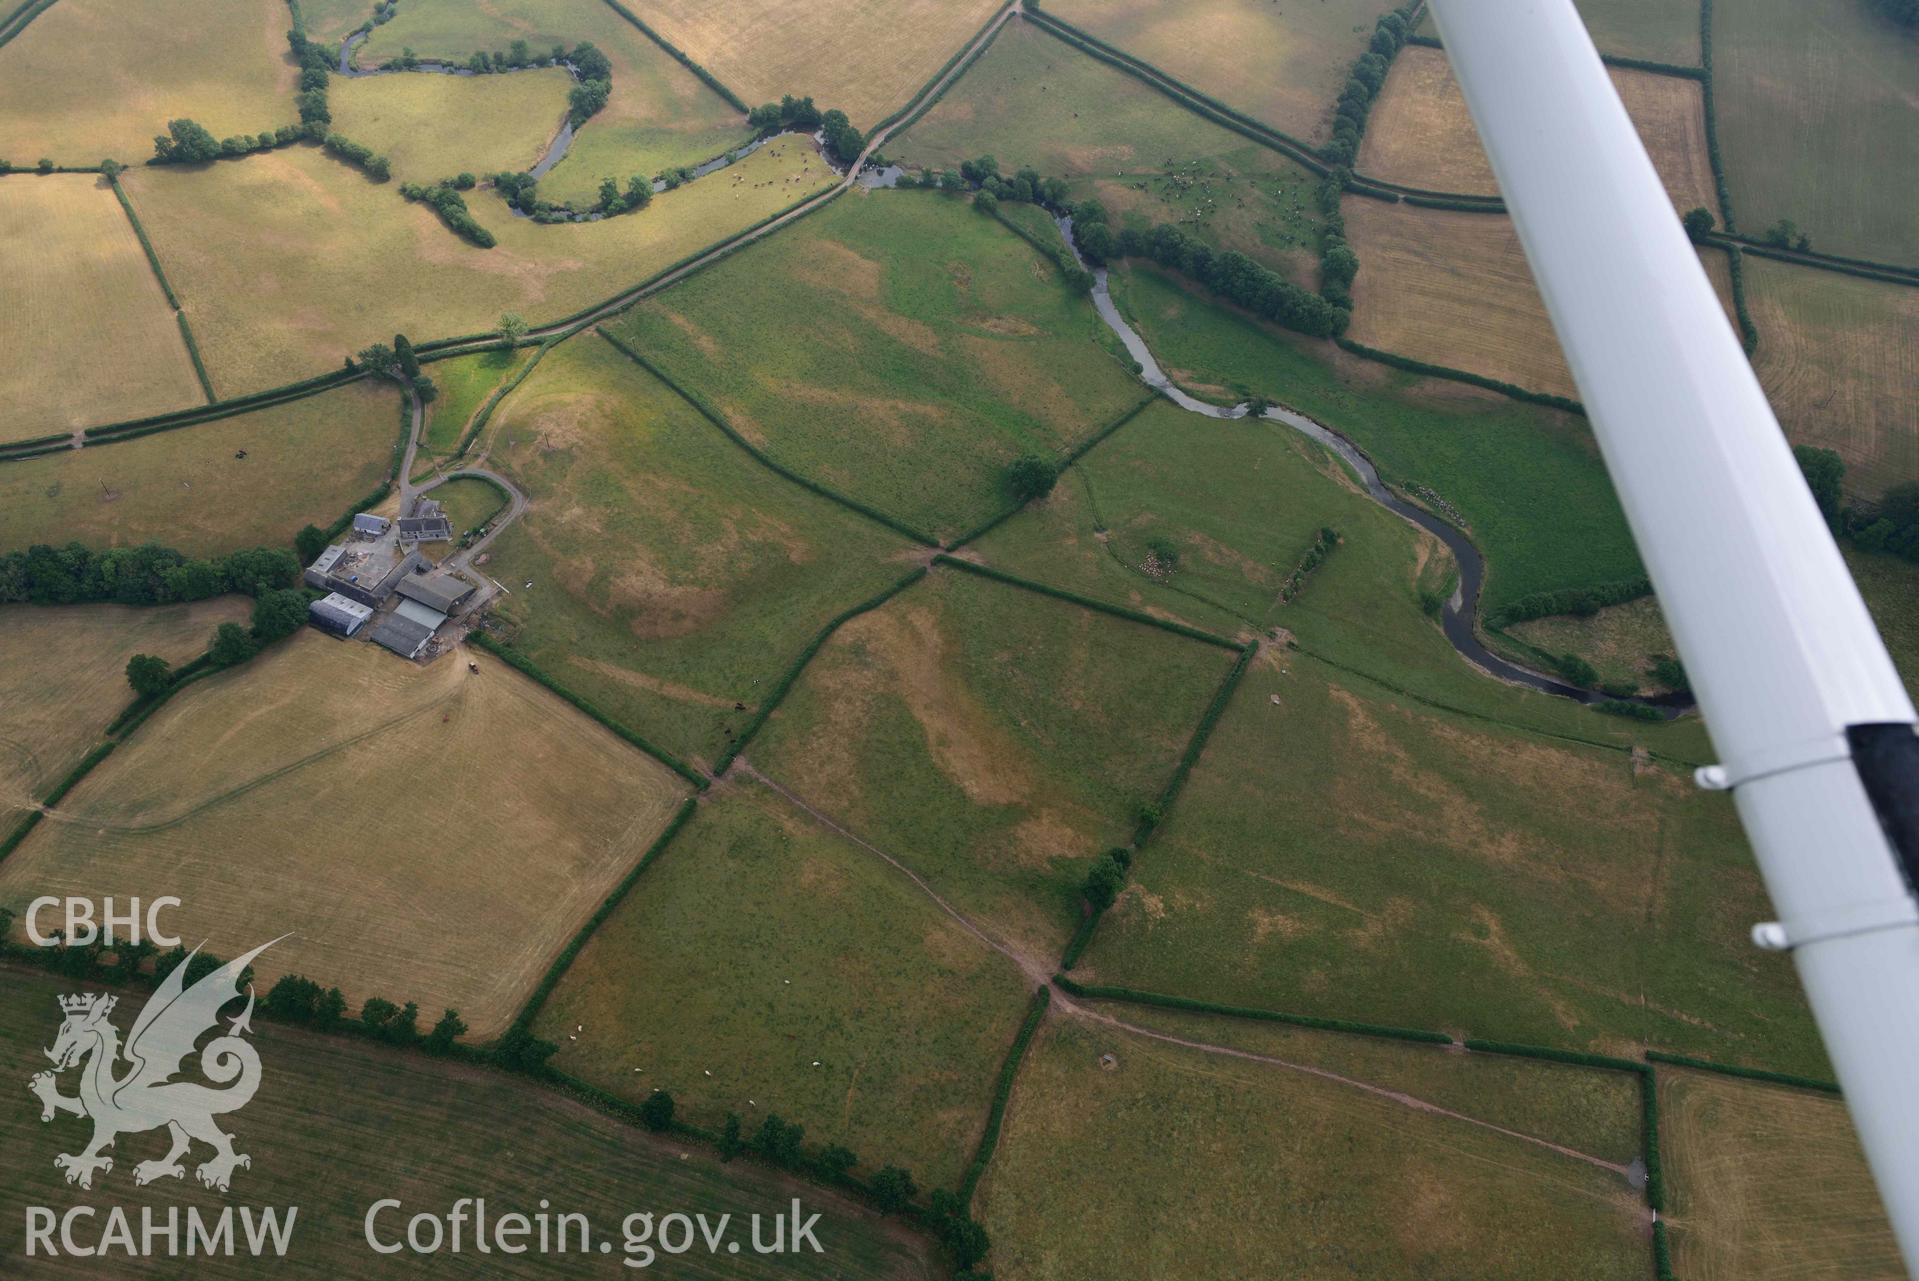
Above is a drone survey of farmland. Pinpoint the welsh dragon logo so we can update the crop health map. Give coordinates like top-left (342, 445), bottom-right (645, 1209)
top-left (28, 938), bottom-right (280, 1192)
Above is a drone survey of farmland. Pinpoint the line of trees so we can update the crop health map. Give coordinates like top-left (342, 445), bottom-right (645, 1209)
top-left (1322, 8), bottom-right (1412, 167)
top-left (745, 95), bottom-right (864, 164)
top-left (1114, 219), bottom-right (1351, 338)
top-left (399, 178), bottom-right (496, 246)
top-left (0, 543), bottom-right (299, 606)
top-left (322, 132), bottom-right (391, 181)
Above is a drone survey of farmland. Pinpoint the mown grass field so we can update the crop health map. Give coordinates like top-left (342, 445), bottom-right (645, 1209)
top-left (1101, 263), bottom-right (1646, 612)
top-left (354, 0), bottom-right (750, 206)
top-left (751, 566), bottom-right (1239, 962)
top-left (0, 966), bottom-right (938, 1280)
top-left (424, 475), bottom-right (509, 540)
top-left (1343, 199), bottom-right (1737, 401)
top-left (1042, 0), bottom-right (1401, 144)
top-left (479, 337), bottom-right (916, 771)
top-left (893, 20), bottom-right (1326, 284)
top-left (1715, 0), bottom-right (1919, 265)
top-left (1360, 47), bottom-right (1717, 212)
top-left (0, 380), bottom-right (398, 557)
top-left (0, 598), bottom-right (247, 827)
top-left (626, 0), bottom-right (1002, 127)
top-left (1418, 0), bottom-right (1700, 65)
top-left (979, 1016), bottom-right (1649, 1279)
top-left (611, 189), bottom-right (1142, 541)
top-left (539, 781), bottom-right (1033, 1189)
top-left (0, 0), bottom-right (294, 164)
top-left (121, 135), bottom-right (833, 395)
top-left (0, 629), bottom-right (690, 1038)
top-left (1660, 1068), bottom-right (1902, 1279)
top-left (413, 347), bottom-right (532, 470)
top-left (1118, 1003), bottom-right (1645, 1165)
top-left (0, 175), bottom-right (203, 439)
top-left (327, 68), bottom-right (576, 181)
top-left (1745, 255), bottom-right (1919, 497)
top-left (1074, 651), bottom-right (1824, 1075)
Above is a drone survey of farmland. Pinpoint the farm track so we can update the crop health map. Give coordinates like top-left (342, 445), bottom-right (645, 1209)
top-left (739, 759), bottom-right (1638, 1186)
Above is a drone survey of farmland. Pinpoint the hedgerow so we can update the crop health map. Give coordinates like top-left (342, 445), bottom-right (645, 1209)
top-left (1730, 239), bottom-right (1919, 287)
top-left (399, 179), bottom-right (495, 247)
top-left (1334, 337), bottom-right (1586, 414)
top-left (108, 177), bottom-right (181, 308)
top-left (79, 367), bottom-right (365, 441)
top-left (944, 394), bottom-right (1157, 552)
top-left (1140, 642), bottom-right (1256, 843)
top-left (0, 0), bottom-right (60, 52)
top-left (933, 555), bottom-right (1241, 651)
top-left (505, 797), bottom-right (698, 1041)
top-left (468, 633), bottom-right (707, 787)
top-left (1276, 527), bottom-right (1338, 603)
top-left (1644, 1049), bottom-right (1842, 1094)
top-left (1462, 1038), bottom-right (1648, 1074)
top-left (870, 0), bottom-right (1014, 138)
top-left (711, 567), bottom-right (929, 776)
top-left (176, 312), bottom-right (216, 402)
top-left (1723, 243), bottom-right (1760, 352)
top-left (600, 331), bottom-right (941, 546)
top-left (1699, 0), bottom-right (1736, 232)
top-left (1053, 975), bottom-right (1455, 1045)
top-left (958, 985), bottom-right (1050, 1204)
top-left (596, 0), bottom-right (747, 111)
top-left (1401, 193), bottom-right (1507, 213)
top-left (1321, 6), bottom-right (1418, 169)
top-left (1641, 1069), bottom-right (1665, 1211)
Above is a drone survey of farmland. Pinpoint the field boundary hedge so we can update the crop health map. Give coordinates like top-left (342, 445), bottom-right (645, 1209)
top-left (595, 0), bottom-right (748, 112)
top-left (712, 567), bottom-right (929, 776)
top-left (504, 796), bottom-right (699, 1042)
top-left (1644, 1048), bottom-right (1842, 1094)
top-left (108, 177), bottom-right (181, 309)
top-left (175, 312), bottom-right (217, 402)
top-left (1051, 975), bottom-right (1455, 1046)
top-left (1141, 641), bottom-right (1255, 839)
top-left (1721, 241), bottom-right (1760, 352)
top-left (1723, 237), bottom-right (1919, 289)
top-left (1334, 337), bottom-right (1585, 414)
top-left (468, 632), bottom-right (708, 788)
top-left (452, 340), bottom-right (551, 459)
top-left (871, 0), bottom-right (1013, 140)
top-left (1404, 32), bottom-right (1704, 80)
top-left (599, 329), bottom-right (941, 547)
top-left (0, 0), bottom-right (55, 50)
top-left (0, 740), bottom-right (115, 865)
top-left (958, 984), bottom-right (1050, 1205)
top-left (932, 555), bottom-right (1240, 651)
top-left (1699, 0), bottom-right (1735, 232)
top-left (943, 393), bottom-right (1157, 552)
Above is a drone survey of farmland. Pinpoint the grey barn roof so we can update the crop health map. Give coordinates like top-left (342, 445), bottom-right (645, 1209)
top-left (308, 593), bottom-right (372, 637)
top-left (368, 613), bottom-right (435, 659)
top-left (397, 516), bottom-right (454, 543)
top-left (353, 513), bottom-right (390, 536)
top-left (393, 598), bottom-right (448, 630)
top-left (392, 573), bottom-right (472, 614)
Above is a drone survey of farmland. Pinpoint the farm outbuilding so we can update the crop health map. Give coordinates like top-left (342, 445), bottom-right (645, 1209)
top-left (368, 613), bottom-right (435, 660)
top-left (393, 573), bottom-right (475, 616)
top-left (308, 592), bottom-right (373, 638)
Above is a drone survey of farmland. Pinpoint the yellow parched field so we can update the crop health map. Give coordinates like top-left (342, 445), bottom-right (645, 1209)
top-left (1044, 0), bottom-right (1401, 143)
top-left (1661, 1069), bottom-right (1903, 1280)
top-left (0, 379), bottom-right (398, 556)
top-left (1344, 200), bottom-right (1738, 400)
top-left (0, 598), bottom-right (248, 825)
top-left (0, 0), bottom-right (295, 164)
top-left (1746, 255), bottom-right (1919, 498)
top-left (0, 629), bottom-right (691, 1038)
top-left (326, 68), bottom-right (576, 181)
top-left (0, 175), bottom-right (202, 439)
top-left (120, 135), bottom-right (835, 395)
top-left (1360, 47), bottom-right (1717, 214)
top-left (628, 0), bottom-right (1003, 126)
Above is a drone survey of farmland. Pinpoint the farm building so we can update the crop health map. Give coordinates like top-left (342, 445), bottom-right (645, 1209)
top-left (308, 592), bottom-right (373, 638)
top-left (353, 513), bottom-right (390, 537)
top-left (393, 572), bottom-right (475, 617)
top-left (367, 613), bottom-right (435, 660)
top-left (397, 497), bottom-right (453, 544)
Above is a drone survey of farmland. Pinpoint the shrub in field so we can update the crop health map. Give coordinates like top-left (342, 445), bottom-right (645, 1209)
top-left (1004, 453), bottom-right (1058, 503)
top-left (124, 654), bottom-right (172, 698)
top-left (151, 118), bottom-right (220, 164)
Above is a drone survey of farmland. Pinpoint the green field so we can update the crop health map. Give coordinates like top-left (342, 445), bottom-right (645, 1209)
top-left (424, 475), bottom-right (509, 540)
top-left (0, 175), bottom-right (203, 439)
top-left (1745, 254), bottom-right (1919, 497)
top-left (0, 965), bottom-right (938, 1279)
top-left (295, 0), bottom-right (377, 44)
top-left (610, 189), bottom-right (1143, 541)
top-left (0, 598), bottom-right (248, 826)
top-left (1418, 0), bottom-right (1701, 64)
top-left (0, 0), bottom-right (294, 164)
top-left (1715, 0), bottom-right (1919, 265)
top-left (478, 336), bottom-right (917, 770)
top-left (0, 629), bottom-right (690, 1037)
top-left (1041, 0), bottom-right (1400, 144)
top-left (892, 20), bottom-right (1326, 283)
top-left (979, 1016), bottom-right (1649, 1279)
top-left (413, 347), bottom-right (533, 470)
top-left (1116, 1002), bottom-right (1644, 1165)
top-left (751, 565), bottom-right (1239, 962)
top-left (327, 68), bottom-right (576, 181)
top-left (1104, 263), bottom-right (1645, 611)
top-left (0, 381), bottom-right (399, 557)
top-left (1660, 1068), bottom-right (1902, 1279)
top-left (539, 781), bottom-right (1034, 1189)
top-left (1074, 651), bottom-right (1824, 1075)
top-left (121, 135), bottom-right (833, 395)
top-left (353, 0), bottom-right (749, 206)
